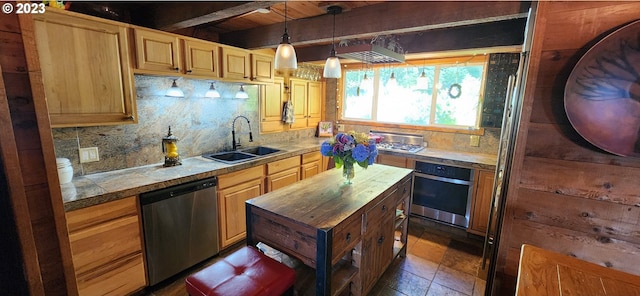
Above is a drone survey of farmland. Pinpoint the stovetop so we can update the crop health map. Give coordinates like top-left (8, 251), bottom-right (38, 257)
top-left (371, 130), bottom-right (426, 153)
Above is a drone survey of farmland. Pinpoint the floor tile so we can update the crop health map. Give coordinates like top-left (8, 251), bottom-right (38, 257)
top-left (397, 254), bottom-right (440, 281)
top-left (432, 265), bottom-right (476, 295)
top-left (473, 277), bottom-right (487, 296)
top-left (386, 269), bottom-right (431, 296)
top-left (410, 237), bottom-right (448, 264)
top-left (440, 240), bottom-right (482, 276)
top-left (426, 282), bottom-right (469, 296)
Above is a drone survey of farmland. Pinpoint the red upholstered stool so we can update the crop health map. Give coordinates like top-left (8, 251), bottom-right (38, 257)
top-left (185, 245), bottom-right (295, 296)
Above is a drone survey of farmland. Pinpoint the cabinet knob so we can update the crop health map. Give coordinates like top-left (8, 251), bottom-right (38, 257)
top-left (125, 115), bottom-right (135, 121)
top-left (346, 232), bottom-right (351, 242)
top-left (378, 236), bottom-right (385, 244)
top-left (187, 69), bottom-right (193, 74)
top-left (173, 67), bottom-right (180, 72)
top-left (382, 205), bottom-right (387, 212)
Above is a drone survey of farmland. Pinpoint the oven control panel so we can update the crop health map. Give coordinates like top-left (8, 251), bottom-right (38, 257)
top-left (414, 161), bottom-right (471, 180)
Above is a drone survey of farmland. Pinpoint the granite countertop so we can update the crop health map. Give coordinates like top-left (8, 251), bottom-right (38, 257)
top-left (60, 138), bottom-right (497, 212)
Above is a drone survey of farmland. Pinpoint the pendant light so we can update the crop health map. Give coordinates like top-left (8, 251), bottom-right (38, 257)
top-left (415, 59), bottom-right (429, 91)
top-left (323, 6), bottom-right (342, 78)
top-left (274, 1), bottom-right (297, 71)
top-left (235, 85), bottom-right (249, 99)
top-left (165, 79), bottom-right (184, 97)
top-left (204, 82), bottom-right (221, 98)
top-left (386, 67), bottom-right (398, 90)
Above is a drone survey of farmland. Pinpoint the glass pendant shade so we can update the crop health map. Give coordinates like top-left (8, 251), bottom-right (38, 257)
top-left (359, 73), bottom-right (371, 91)
top-left (323, 52), bottom-right (341, 78)
top-left (235, 85), bottom-right (249, 99)
top-left (166, 79), bottom-right (184, 97)
top-left (416, 70), bottom-right (429, 90)
top-left (204, 82), bottom-right (221, 98)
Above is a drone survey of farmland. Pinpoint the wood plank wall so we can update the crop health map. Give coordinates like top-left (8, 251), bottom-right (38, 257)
top-left (494, 2), bottom-right (640, 294)
top-left (0, 13), bottom-right (77, 295)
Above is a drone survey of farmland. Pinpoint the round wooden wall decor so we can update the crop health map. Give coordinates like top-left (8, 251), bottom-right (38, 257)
top-left (564, 20), bottom-right (640, 157)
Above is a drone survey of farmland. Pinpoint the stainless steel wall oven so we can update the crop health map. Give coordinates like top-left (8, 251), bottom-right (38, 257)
top-left (411, 161), bottom-right (473, 228)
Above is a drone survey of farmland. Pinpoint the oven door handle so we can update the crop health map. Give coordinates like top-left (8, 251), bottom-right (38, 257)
top-left (414, 172), bottom-right (471, 186)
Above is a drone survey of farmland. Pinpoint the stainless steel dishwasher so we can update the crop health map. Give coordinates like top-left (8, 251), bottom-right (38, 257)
top-left (140, 176), bottom-right (218, 286)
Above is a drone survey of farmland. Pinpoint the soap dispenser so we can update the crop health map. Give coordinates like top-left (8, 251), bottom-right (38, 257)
top-left (162, 126), bottom-right (182, 167)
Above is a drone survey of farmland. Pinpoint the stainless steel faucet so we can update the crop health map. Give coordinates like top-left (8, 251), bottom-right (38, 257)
top-left (232, 115), bottom-right (253, 150)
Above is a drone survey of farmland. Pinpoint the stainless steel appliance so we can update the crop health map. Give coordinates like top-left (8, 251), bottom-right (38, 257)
top-left (371, 130), bottom-right (425, 153)
top-left (411, 161), bottom-right (473, 228)
top-left (140, 177), bottom-right (219, 286)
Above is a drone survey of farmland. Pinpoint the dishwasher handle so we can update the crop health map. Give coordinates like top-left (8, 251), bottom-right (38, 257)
top-left (140, 177), bottom-right (217, 205)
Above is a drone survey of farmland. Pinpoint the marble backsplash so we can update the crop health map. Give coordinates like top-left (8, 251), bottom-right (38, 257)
top-left (52, 75), bottom-right (315, 176)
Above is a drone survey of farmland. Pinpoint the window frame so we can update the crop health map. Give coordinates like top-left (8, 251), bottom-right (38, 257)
top-left (338, 55), bottom-right (489, 135)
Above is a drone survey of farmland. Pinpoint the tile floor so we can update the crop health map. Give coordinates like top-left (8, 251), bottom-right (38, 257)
top-left (144, 217), bottom-right (487, 296)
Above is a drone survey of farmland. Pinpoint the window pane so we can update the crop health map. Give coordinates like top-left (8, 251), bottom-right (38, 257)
top-left (435, 65), bottom-right (483, 126)
top-left (344, 70), bottom-right (373, 120)
top-left (377, 66), bottom-right (434, 125)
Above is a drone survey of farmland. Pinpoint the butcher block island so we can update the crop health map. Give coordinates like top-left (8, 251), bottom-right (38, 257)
top-left (246, 164), bottom-right (414, 296)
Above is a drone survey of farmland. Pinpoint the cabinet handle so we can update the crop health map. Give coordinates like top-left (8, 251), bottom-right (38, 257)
top-left (173, 67), bottom-right (180, 72)
top-left (382, 205), bottom-right (387, 212)
top-left (403, 187), bottom-right (407, 194)
top-left (187, 69), bottom-right (193, 74)
top-left (378, 236), bottom-right (385, 244)
top-left (346, 232), bottom-right (351, 242)
top-left (125, 115), bottom-right (135, 121)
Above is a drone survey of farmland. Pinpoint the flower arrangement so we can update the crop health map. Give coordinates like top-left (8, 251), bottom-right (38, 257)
top-left (320, 131), bottom-right (378, 183)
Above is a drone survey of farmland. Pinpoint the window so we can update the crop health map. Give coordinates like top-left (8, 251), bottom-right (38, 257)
top-left (342, 56), bottom-right (487, 129)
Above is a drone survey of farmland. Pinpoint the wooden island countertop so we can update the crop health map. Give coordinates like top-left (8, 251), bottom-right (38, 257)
top-left (246, 164), bottom-right (414, 296)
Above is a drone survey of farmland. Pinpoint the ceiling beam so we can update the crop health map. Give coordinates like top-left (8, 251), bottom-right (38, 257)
top-left (145, 1), bottom-right (279, 32)
top-left (295, 18), bottom-right (527, 63)
top-left (219, 1), bottom-right (530, 49)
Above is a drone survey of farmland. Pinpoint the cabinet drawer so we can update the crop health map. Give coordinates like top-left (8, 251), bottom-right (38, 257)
top-left (66, 196), bottom-right (137, 233)
top-left (266, 156), bottom-right (300, 175)
top-left (301, 151), bottom-right (321, 164)
top-left (218, 165), bottom-right (264, 189)
top-left (331, 213), bottom-right (362, 265)
top-left (365, 190), bottom-right (396, 232)
top-left (396, 176), bottom-right (412, 203)
top-left (69, 215), bottom-right (142, 276)
top-left (76, 252), bottom-right (146, 296)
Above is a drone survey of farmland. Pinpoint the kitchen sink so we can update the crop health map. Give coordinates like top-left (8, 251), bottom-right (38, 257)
top-left (202, 151), bottom-right (257, 164)
top-left (240, 146), bottom-right (281, 156)
top-left (202, 146), bottom-right (281, 164)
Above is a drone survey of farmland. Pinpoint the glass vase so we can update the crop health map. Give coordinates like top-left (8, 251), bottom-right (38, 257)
top-left (342, 162), bottom-right (355, 184)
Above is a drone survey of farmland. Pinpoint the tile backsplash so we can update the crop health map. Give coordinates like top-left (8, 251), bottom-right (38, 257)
top-left (52, 75), bottom-right (314, 176)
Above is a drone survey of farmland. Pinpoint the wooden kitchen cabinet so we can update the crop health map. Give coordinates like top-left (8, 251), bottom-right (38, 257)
top-left (66, 196), bottom-right (146, 295)
top-left (133, 28), bottom-right (220, 78)
top-left (301, 151), bottom-right (322, 180)
top-left (469, 169), bottom-right (495, 236)
top-left (289, 78), bottom-right (322, 130)
top-left (250, 52), bottom-right (275, 82)
top-left (33, 9), bottom-right (137, 127)
top-left (265, 156), bottom-right (300, 192)
top-left (217, 166), bottom-right (265, 249)
top-left (220, 45), bottom-right (251, 81)
top-left (260, 77), bottom-right (285, 133)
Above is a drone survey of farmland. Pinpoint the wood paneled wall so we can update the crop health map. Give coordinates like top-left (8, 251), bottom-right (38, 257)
top-left (0, 13), bottom-right (77, 295)
top-left (495, 2), bottom-right (640, 293)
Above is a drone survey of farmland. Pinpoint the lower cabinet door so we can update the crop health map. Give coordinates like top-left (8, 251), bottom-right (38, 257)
top-left (218, 178), bottom-right (264, 248)
top-left (361, 215), bottom-right (394, 294)
top-left (76, 253), bottom-right (146, 296)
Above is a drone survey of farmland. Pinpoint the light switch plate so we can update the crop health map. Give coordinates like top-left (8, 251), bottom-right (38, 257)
top-left (79, 147), bottom-right (99, 163)
top-left (336, 124), bottom-right (345, 131)
top-left (470, 135), bottom-right (480, 147)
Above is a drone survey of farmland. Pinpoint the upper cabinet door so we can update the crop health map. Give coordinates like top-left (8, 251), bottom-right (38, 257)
top-left (183, 39), bottom-right (220, 78)
top-left (260, 77), bottom-right (284, 133)
top-left (289, 79), bottom-right (308, 129)
top-left (33, 9), bottom-right (137, 127)
top-left (251, 53), bottom-right (274, 83)
top-left (220, 46), bottom-right (250, 81)
top-left (307, 81), bottom-right (322, 128)
top-left (133, 28), bottom-right (181, 73)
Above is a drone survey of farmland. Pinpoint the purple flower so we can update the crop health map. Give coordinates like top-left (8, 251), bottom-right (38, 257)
top-left (368, 148), bottom-right (378, 165)
top-left (320, 141), bottom-right (333, 156)
top-left (352, 144), bottom-right (369, 162)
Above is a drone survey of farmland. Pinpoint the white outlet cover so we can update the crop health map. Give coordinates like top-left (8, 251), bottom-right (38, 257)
top-left (79, 147), bottom-right (99, 163)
